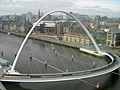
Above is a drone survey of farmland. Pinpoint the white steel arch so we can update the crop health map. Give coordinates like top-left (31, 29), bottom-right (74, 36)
top-left (8, 10), bottom-right (102, 74)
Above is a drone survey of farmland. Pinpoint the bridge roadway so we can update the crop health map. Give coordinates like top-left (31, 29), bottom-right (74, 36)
top-left (0, 52), bottom-right (120, 82)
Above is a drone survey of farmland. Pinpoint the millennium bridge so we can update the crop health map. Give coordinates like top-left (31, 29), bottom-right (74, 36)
top-left (0, 10), bottom-right (120, 85)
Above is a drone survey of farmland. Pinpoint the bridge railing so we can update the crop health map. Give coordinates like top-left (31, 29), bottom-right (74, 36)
top-left (4, 55), bottom-right (120, 79)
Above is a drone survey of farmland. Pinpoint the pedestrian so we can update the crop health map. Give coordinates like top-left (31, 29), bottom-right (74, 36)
top-left (1, 51), bottom-right (3, 57)
top-left (71, 55), bottom-right (74, 62)
top-left (42, 43), bottom-right (45, 47)
top-left (93, 62), bottom-right (96, 68)
top-left (29, 55), bottom-right (32, 61)
top-left (44, 61), bottom-right (47, 69)
top-left (51, 44), bottom-right (53, 49)
top-left (96, 83), bottom-right (100, 89)
top-left (55, 50), bottom-right (57, 56)
top-left (15, 53), bottom-right (17, 57)
top-left (53, 47), bottom-right (55, 51)
top-left (66, 69), bottom-right (68, 73)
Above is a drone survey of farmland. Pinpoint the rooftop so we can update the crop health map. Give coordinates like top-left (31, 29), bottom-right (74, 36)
top-left (109, 29), bottom-right (120, 34)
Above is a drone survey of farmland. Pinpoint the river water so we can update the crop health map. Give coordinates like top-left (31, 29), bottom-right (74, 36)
top-left (0, 32), bottom-right (119, 90)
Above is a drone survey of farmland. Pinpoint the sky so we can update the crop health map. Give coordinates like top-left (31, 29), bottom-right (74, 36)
top-left (0, 0), bottom-right (120, 17)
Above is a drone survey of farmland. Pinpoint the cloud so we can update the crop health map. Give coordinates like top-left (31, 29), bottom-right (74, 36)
top-left (0, 0), bottom-right (74, 15)
top-left (0, 0), bottom-right (34, 2)
top-left (0, 0), bottom-right (120, 17)
top-left (71, 0), bottom-right (120, 13)
top-left (69, 5), bottom-right (120, 17)
top-left (72, 0), bottom-right (99, 8)
top-left (68, 0), bottom-right (120, 17)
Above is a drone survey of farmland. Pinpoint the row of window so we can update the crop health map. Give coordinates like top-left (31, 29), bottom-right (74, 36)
top-left (64, 38), bottom-right (90, 45)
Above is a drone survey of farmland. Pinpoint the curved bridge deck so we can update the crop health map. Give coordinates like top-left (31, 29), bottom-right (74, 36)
top-left (0, 52), bottom-right (120, 82)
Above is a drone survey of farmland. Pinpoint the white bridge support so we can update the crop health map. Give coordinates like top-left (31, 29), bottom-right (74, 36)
top-left (8, 10), bottom-right (102, 74)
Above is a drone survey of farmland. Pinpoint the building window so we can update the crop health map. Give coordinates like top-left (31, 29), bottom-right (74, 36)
top-left (107, 41), bottom-right (111, 46)
top-left (66, 38), bottom-right (68, 41)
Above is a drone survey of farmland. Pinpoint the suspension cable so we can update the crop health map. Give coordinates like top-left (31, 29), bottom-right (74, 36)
top-left (52, 45), bottom-right (67, 69)
top-left (112, 72), bottom-right (120, 76)
top-left (54, 46), bottom-right (90, 67)
top-left (32, 57), bottom-right (65, 73)
top-left (78, 79), bottom-right (97, 88)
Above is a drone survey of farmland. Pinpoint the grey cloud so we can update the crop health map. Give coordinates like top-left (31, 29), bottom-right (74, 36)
top-left (0, 0), bottom-right (120, 17)
top-left (0, 0), bottom-right (73, 15)
top-left (74, 6), bottom-right (120, 17)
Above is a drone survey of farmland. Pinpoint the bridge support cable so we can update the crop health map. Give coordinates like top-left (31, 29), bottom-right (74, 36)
top-left (56, 39), bottom-right (90, 69)
top-left (53, 45), bottom-right (68, 69)
top-left (58, 45), bottom-right (73, 67)
top-left (45, 45), bottom-right (59, 71)
top-left (51, 44), bottom-right (83, 70)
top-left (78, 79), bottom-right (98, 88)
top-left (54, 44), bottom-right (89, 67)
top-left (70, 47), bottom-right (87, 68)
top-left (32, 57), bottom-right (65, 73)
top-left (58, 52), bottom-right (90, 69)
top-left (112, 72), bottom-right (120, 76)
